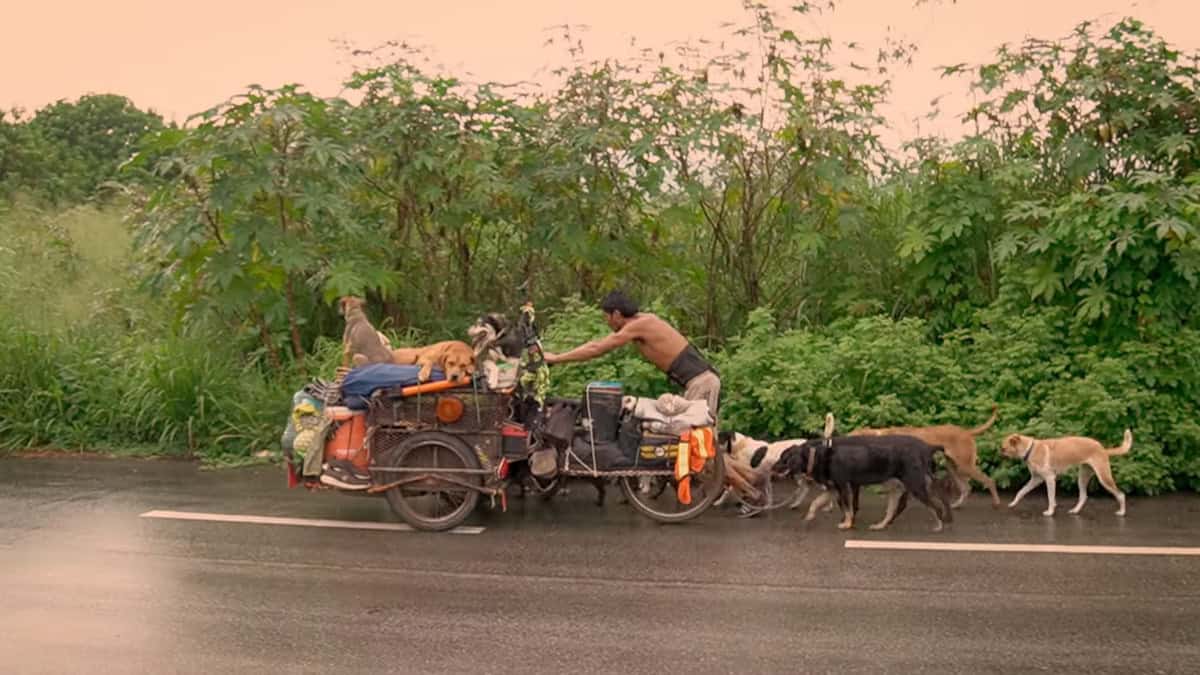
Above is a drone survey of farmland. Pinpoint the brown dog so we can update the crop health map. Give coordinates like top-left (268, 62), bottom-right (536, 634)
top-left (849, 405), bottom-right (1000, 508)
top-left (339, 296), bottom-right (393, 368)
top-left (391, 341), bottom-right (475, 383)
top-left (1000, 429), bottom-right (1132, 517)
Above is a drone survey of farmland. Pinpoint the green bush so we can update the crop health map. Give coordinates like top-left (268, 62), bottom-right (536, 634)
top-left (712, 307), bottom-right (1192, 495)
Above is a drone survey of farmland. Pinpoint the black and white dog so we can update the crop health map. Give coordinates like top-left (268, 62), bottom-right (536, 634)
top-left (467, 313), bottom-right (529, 388)
top-left (714, 431), bottom-right (836, 517)
top-left (773, 433), bottom-right (956, 532)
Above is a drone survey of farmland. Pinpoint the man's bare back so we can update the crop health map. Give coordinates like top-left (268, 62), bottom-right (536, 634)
top-left (622, 313), bottom-right (689, 372)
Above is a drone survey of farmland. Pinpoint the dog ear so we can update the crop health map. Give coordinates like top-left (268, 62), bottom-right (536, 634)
top-left (486, 313), bottom-right (507, 332)
top-left (717, 430), bottom-right (736, 449)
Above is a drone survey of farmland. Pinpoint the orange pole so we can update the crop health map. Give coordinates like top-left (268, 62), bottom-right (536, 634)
top-left (399, 377), bottom-right (471, 397)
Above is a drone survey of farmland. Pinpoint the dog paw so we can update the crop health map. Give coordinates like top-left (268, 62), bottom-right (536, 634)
top-left (868, 522), bottom-right (887, 531)
top-left (931, 523), bottom-right (944, 533)
top-left (1042, 509), bottom-right (1055, 517)
top-left (837, 522), bottom-right (853, 530)
top-left (1116, 509), bottom-right (1126, 517)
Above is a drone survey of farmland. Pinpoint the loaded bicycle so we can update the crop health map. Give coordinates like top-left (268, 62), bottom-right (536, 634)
top-left (285, 299), bottom-right (725, 532)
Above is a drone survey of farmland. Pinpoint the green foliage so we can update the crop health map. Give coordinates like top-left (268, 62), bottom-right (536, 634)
top-left (131, 86), bottom-right (362, 367)
top-left (2, 9), bottom-right (1199, 493)
top-left (716, 306), bottom-right (1192, 495)
top-left (0, 205), bottom-right (284, 461)
top-left (1, 95), bottom-right (164, 204)
top-left (127, 3), bottom-right (920, 356)
top-left (910, 19), bottom-right (1200, 337)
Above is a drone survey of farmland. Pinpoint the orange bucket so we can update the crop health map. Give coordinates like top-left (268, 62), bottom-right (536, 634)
top-left (324, 410), bottom-right (369, 471)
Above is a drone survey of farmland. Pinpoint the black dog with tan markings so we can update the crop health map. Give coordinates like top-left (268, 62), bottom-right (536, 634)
top-left (774, 433), bottom-right (955, 532)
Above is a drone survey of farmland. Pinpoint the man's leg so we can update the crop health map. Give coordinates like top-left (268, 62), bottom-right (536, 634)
top-left (683, 372), bottom-right (761, 504)
top-left (683, 371), bottom-right (721, 419)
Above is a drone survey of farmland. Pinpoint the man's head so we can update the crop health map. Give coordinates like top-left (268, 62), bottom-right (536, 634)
top-left (599, 289), bottom-right (639, 331)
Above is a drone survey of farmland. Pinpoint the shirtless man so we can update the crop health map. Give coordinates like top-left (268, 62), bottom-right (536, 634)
top-left (542, 290), bottom-right (761, 504)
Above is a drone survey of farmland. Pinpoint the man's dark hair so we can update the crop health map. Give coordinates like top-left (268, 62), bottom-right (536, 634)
top-left (600, 289), bottom-right (639, 318)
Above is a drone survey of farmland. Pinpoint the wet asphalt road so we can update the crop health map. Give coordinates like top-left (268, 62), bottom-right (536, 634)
top-left (1, 456), bottom-right (1198, 674)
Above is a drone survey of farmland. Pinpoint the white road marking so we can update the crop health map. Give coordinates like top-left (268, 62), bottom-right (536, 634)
top-left (139, 510), bottom-right (485, 535)
top-left (845, 540), bottom-right (1200, 556)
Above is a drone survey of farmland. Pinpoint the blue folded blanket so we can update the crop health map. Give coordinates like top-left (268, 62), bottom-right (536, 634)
top-left (340, 364), bottom-right (446, 410)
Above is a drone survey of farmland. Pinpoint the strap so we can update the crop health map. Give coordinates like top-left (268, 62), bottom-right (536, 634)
top-left (1022, 439), bottom-right (1037, 462)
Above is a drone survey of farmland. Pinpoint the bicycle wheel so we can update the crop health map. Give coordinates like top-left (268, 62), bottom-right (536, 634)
top-left (619, 453), bottom-right (726, 524)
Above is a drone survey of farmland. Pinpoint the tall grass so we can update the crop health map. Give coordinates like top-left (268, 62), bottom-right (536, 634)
top-left (0, 201), bottom-right (305, 462)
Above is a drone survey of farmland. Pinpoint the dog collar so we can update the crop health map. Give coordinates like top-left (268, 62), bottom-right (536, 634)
top-left (1021, 439), bottom-right (1036, 462)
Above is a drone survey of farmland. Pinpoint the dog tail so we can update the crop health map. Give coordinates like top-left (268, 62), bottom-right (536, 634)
top-left (967, 405), bottom-right (999, 436)
top-left (1106, 429), bottom-right (1133, 456)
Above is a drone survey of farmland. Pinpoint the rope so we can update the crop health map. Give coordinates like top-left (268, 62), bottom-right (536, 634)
top-left (562, 467), bottom-right (674, 478)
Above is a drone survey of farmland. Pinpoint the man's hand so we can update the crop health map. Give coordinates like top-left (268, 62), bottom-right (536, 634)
top-left (542, 351), bottom-right (561, 365)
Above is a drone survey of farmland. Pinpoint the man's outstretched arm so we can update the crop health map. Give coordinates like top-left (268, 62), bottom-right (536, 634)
top-left (544, 329), bottom-right (636, 365)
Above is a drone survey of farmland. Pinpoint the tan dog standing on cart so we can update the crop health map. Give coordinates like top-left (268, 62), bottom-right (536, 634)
top-left (339, 296), bottom-right (394, 368)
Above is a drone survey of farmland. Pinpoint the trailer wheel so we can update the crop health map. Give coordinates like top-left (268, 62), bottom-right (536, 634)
top-left (377, 432), bottom-right (482, 532)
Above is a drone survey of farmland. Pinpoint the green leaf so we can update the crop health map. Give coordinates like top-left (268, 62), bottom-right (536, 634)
top-left (323, 263), bottom-right (370, 302)
top-left (1028, 264), bottom-right (1064, 301)
top-left (1152, 216), bottom-right (1193, 242)
top-left (1076, 285), bottom-right (1111, 322)
top-left (1156, 133), bottom-right (1194, 160)
top-left (1107, 191), bottom-right (1150, 215)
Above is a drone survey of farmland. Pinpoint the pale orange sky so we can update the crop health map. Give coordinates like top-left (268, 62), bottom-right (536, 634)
top-left (3, 0), bottom-right (1196, 143)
